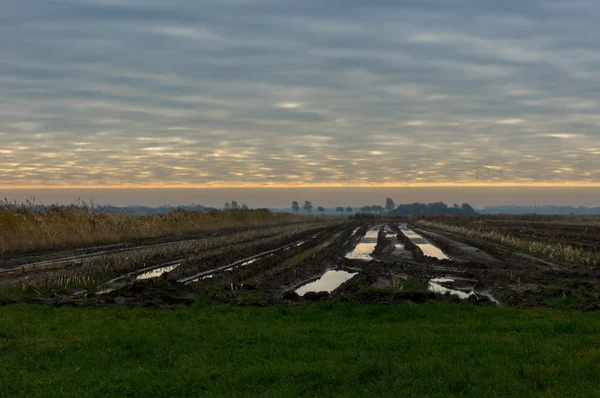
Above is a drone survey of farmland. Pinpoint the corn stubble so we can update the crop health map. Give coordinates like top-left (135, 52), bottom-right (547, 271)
top-left (2, 219), bottom-right (332, 292)
top-left (419, 220), bottom-right (600, 267)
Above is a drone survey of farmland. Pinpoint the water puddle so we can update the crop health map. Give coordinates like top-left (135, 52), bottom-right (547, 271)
top-left (428, 278), bottom-right (500, 305)
top-left (345, 243), bottom-right (375, 260)
top-left (401, 228), bottom-right (450, 260)
top-left (428, 278), bottom-right (475, 300)
top-left (345, 226), bottom-right (380, 261)
top-left (295, 270), bottom-right (359, 296)
top-left (431, 277), bottom-right (455, 283)
top-left (136, 264), bottom-right (180, 280)
top-left (193, 255), bottom-right (270, 280)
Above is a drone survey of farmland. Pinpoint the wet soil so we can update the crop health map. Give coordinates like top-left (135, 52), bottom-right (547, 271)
top-left (3, 219), bottom-right (600, 311)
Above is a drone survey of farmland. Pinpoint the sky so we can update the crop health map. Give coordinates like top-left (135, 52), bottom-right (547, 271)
top-left (1, 0), bottom-right (600, 196)
top-left (3, 187), bottom-right (599, 208)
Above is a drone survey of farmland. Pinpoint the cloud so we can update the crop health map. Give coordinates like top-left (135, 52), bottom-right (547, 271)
top-left (496, 119), bottom-right (526, 125)
top-left (536, 133), bottom-right (582, 139)
top-left (276, 102), bottom-right (304, 109)
top-left (0, 0), bottom-right (599, 187)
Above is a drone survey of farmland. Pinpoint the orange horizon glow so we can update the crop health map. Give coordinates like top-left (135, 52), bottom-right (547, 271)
top-left (2, 182), bottom-right (600, 189)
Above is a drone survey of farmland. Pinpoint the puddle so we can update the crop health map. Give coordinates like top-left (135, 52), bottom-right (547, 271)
top-left (431, 277), bottom-right (455, 283)
top-left (428, 278), bottom-right (500, 305)
top-left (401, 229), bottom-right (450, 260)
top-left (385, 231), bottom-right (397, 239)
top-left (136, 264), bottom-right (180, 280)
top-left (295, 270), bottom-right (358, 296)
top-left (345, 243), bottom-right (375, 260)
top-left (351, 227), bottom-right (361, 236)
top-left (428, 281), bottom-right (475, 299)
top-left (345, 226), bottom-right (380, 261)
top-left (223, 255), bottom-right (272, 275)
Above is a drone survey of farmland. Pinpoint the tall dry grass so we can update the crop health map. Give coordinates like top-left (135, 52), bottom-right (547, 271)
top-left (0, 199), bottom-right (315, 254)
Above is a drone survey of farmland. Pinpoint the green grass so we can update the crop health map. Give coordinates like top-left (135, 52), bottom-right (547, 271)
top-left (2, 303), bottom-right (600, 397)
top-left (540, 279), bottom-right (600, 310)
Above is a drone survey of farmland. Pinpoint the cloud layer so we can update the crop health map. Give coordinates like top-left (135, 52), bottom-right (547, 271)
top-left (2, 0), bottom-right (600, 187)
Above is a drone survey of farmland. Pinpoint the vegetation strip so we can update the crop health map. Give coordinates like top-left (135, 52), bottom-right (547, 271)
top-left (418, 220), bottom-right (600, 266)
top-left (178, 237), bottom-right (317, 284)
top-left (0, 203), bottom-right (315, 255)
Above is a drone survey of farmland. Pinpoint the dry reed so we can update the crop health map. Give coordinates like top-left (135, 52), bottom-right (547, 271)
top-left (0, 199), bottom-right (315, 254)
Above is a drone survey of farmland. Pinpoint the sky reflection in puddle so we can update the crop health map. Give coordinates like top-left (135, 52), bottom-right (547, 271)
top-left (136, 264), bottom-right (180, 280)
top-left (401, 229), bottom-right (450, 260)
top-left (428, 281), bottom-right (475, 299)
top-left (345, 226), bottom-right (380, 261)
top-left (295, 270), bottom-right (359, 296)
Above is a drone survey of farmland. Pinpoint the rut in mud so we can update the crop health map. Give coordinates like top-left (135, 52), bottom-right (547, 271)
top-left (2, 218), bottom-right (600, 311)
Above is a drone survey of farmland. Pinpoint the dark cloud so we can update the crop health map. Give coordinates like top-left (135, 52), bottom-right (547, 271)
top-left (1, 0), bottom-right (599, 187)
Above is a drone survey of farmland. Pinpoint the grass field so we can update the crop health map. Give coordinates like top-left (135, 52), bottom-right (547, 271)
top-left (2, 302), bottom-right (600, 397)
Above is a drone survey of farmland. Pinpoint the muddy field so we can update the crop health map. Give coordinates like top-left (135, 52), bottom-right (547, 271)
top-left (2, 217), bottom-right (600, 310)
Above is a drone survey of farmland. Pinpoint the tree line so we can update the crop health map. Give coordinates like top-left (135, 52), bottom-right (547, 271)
top-left (388, 201), bottom-right (476, 215)
top-left (286, 198), bottom-right (476, 215)
top-left (290, 200), bottom-right (336, 214)
top-left (223, 201), bottom-right (249, 210)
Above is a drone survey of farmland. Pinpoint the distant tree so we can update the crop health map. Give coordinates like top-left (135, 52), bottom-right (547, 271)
top-left (360, 206), bottom-right (369, 213)
top-left (385, 198), bottom-right (396, 212)
top-left (241, 204), bottom-right (249, 210)
top-left (291, 201), bottom-right (300, 214)
top-left (224, 202), bottom-right (230, 210)
top-left (336, 206), bottom-right (344, 214)
top-left (231, 201), bottom-right (239, 209)
top-left (374, 205), bottom-right (384, 214)
top-left (346, 207), bottom-right (353, 214)
top-left (317, 206), bottom-right (325, 215)
top-left (303, 201), bottom-right (313, 213)
top-left (389, 201), bottom-right (477, 215)
top-left (461, 203), bottom-right (476, 214)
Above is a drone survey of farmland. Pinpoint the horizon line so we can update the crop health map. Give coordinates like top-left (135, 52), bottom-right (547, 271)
top-left (2, 182), bottom-right (600, 189)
